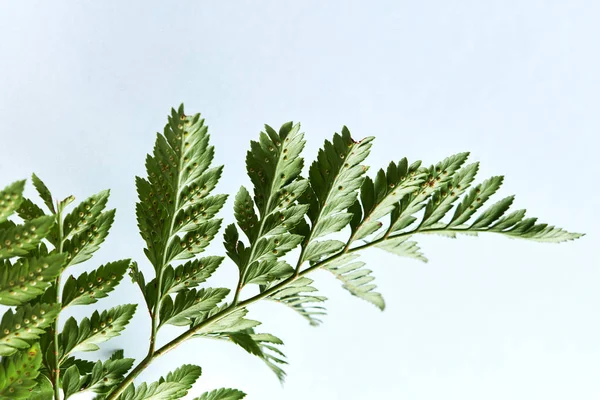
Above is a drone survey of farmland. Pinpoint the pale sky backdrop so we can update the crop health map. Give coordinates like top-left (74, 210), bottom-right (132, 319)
top-left (0, 1), bottom-right (598, 399)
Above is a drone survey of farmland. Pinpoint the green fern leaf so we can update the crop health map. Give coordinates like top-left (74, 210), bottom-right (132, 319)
top-left (268, 277), bottom-right (326, 326)
top-left (159, 256), bottom-right (224, 297)
top-left (387, 152), bottom-right (470, 233)
top-left (0, 344), bottom-right (42, 399)
top-left (0, 180), bottom-right (25, 223)
top-left (321, 254), bottom-right (385, 310)
top-left (86, 355), bottom-right (135, 394)
top-left (303, 239), bottom-right (345, 263)
top-left (62, 259), bottom-right (130, 307)
top-left (65, 349), bottom-right (134, 398)
top-left (419, 162), bottom-right (479, 229)
top-left (207, 326), bottom-right (288, 382)
top-left (173, 194), bottom-right (228, 235)
top-left (158, 364), bottom-right (202, 390)
top-left (31, 174), bottom-right (55, 214)
top-left (226, 329), bottom-right (287, 382)
top-left (27, 376), bottom-right (53, 400)
top-left (350, 159), bottom-right (425, 241)
top-left (159, 288), bottom-right (229, 327)
top-left (16, 198), bottom-right (46, 221)
top-left (449, 175), bottom-right (504, 227)
top-left (375, 236), bottom-right (428, 262)
top-left (0, 303), bottom-right (59, 356)
top-left (165, 219), bottom-right (222, 262)
top-left (62, 209), bottom-right (115, 267)
top-left (61, 356), bottom-right (95, 375)
top-left (366, 152), bottom-right (582, 255)
top-left (62, 365), bottom-right (83, 399)
top-left (298, 128), bottom-right (373, 267)
top-left (0, 216), bottom-right (55, 259)
top-left (116, 364), bottom-right (201, 400)
top-left (194, 388), bottom-right (246, 400)
top-left (193, 306), bottom-right (261, 335)
top-left (60, 304), bottom-right (137, 357)
top-left (136, 105), bottom-right (225, 270)
top-left (0, 253), bottom-right (66, 306)
top-left (244, 260), bottom-right (294, 285)
top-left (225, 122), bottom-right (309, 296)
top-left (63, 351), bottom-right (135, 398)
top-left (306, 128), bottom-right (373, 237)
top-left (63, 190), bottom-right (110, 239)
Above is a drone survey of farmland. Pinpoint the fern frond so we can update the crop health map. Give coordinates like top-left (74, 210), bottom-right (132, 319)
top-left (159, 256), bottom-right (224, 298)
top-left (225, 122), bottom-right (309, 298)
top-left (299, 127), bottom-right (373, 263)
top-left (213, 328), bottom-right (287, 382)
top-left (136, 105), bottom-right (225, 270)
top-left (0, 344), bottom-right (42, 399)
top-left (193, 306), bottom-right (261, 335)
top-left (159, 288), bottom-right (229, 327)
top-left (321, 253), bottom-right (385, 310)
top-left (194, 388), bottom-right (246, 400)
top-left (268, 277), bottom-right (326, 326)
top-left (115, 364), bottom-right (201, 400)
top-left (356, 153), bottom-right (583, 263)
top-left (63, 190), bottom-right (111, 239)
top-left (59, 304), bottom-right (137, 357)
top-left (0, 303), bottom-right (59, 356)
top-left (0, 180), bottom-right (25, 223)
top-left (31, 174), bottom-right (55, 214)
top-left (0, 253), bottom-right (66, 306)
top-left (374, 236), bottom-right (428, 262)
top-left (62, 259), bottom-right (130, 307)
top-left (62, 209), bottom-right (115, 267)
top-left (16, 198), bottom-right (46, 222)
top-left (349, 159), bottom-right (425, 242)
top-left (63, 352), bottom-right (135, 399)
top-left (0, 216), bottom-right (55, 259)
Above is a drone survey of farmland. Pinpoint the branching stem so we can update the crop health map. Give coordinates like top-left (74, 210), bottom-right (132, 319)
top-left (52, 204), bottom-right (64, 400)
top-left (104, 226), bottom-right (427, 400)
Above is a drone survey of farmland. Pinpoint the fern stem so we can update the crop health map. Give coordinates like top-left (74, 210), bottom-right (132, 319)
top-left (106, 235), bottom-right (367, 400)
top-left (52, 203), bottom-right (64, 400)
top-left (106, 224), bottom-right (450, 400)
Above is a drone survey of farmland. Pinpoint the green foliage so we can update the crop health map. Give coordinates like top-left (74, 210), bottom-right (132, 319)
top-left (0, 344), bottom-right (42, 399)
top-left (300, 128), bottom-right (374, 249)
top-left (62, 208), bottom-right (115, 267)
top-left (0, 181), bottom-right (25, 223)
top-left (349, 158), bottom-right (425, 241)
top-left (194, 388), bottom-right (246, 400)
top-left (60, 304), bottom-right (137, 356)
top-left (117, 364), bottom-right (202, 400)
top-left (224, 122), bottom-right (309, 298)
top-left (159, 288), bottom-right (229, 327)
top-left (135, 105), bottom-right (225, 271)
top-left (0, 303), bottom-right (59, 356)
top-left (0, 105), bottom-right (582, 400)
top-left (228, 330), bottom-right (287, 382)
top-left (0, 254), bottom-right (66, 306)
top-left (62, 350), bottom-right (135, 399)
top-left (0, 216), bottom-right (55, 259)
top-left (62, 259), bottom-right (130, 307)
top-left (31, 174), bottom-right (55, 214)
top-left (374, 236), bottom-right (427, 262)
top-left (268, 277), bottom-right (326, 326)
top-left (321, 253), bottom-right (385, 310)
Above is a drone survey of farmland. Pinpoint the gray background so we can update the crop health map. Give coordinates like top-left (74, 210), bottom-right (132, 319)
top-left (0, 1), bottom-right (597, 399)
